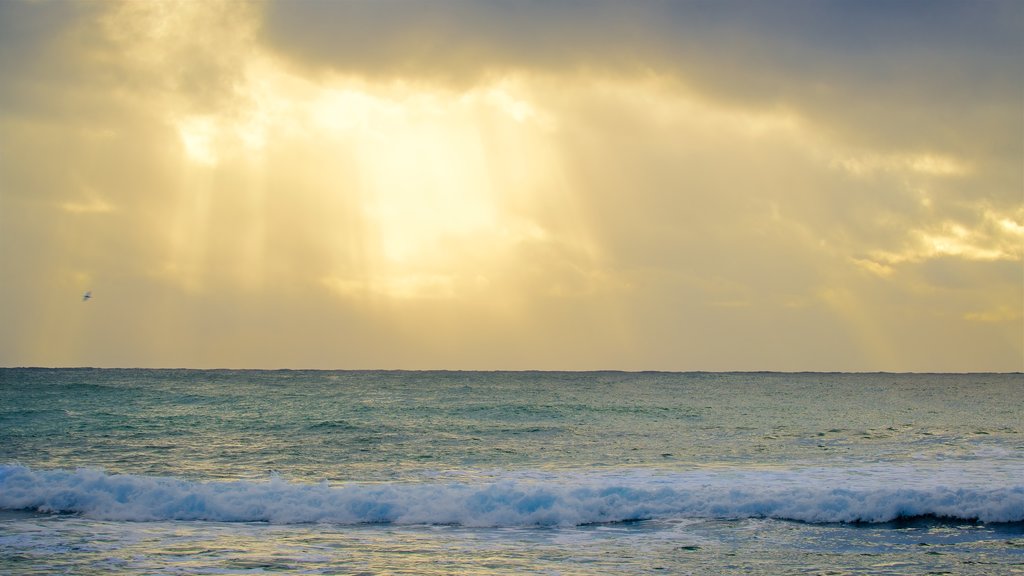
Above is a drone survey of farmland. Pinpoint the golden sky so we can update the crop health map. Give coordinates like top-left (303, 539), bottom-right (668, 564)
top-left (1, 0), bottom-right (1021, 371)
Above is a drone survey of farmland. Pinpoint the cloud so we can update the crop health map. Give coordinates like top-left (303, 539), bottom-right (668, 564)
top-left (0, 1), bottom-right (1020, 371)
top-left (59, 196), bottom-right (116, 215)
top-left (261, 0), bottom-right (1022, 151)
top-left (0, 1), bottom-right (105, 119)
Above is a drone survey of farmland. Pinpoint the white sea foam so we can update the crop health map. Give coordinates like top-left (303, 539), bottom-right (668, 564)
top-left (1, 464), bottom-right (1021, 526)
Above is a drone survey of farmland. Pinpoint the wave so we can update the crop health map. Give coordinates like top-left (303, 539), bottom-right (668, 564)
top-left (1, 464), bottom-right (1021, 526)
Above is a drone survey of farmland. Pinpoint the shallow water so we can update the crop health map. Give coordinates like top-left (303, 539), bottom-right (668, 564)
top-left (3, 512), bottom-right (1022, 575)
top-left (2, 369), bottom-right (1022, 574)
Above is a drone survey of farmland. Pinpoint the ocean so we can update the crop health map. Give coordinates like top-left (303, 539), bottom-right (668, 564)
top-left (1, 369), bottom-right (1021, 574)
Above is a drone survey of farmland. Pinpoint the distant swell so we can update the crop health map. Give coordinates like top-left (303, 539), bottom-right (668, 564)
top-left (1, 464), bottom-right (1021, 526)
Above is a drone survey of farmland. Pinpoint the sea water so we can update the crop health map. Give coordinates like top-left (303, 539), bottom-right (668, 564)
top-left (1, 369), bottom-right (1021, 574)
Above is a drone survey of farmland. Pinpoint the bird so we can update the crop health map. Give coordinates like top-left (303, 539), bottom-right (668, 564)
top-left (82, 291), bottom-right (92, 302)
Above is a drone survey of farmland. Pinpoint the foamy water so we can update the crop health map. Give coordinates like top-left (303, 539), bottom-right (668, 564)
top-left (3, 463), bottom-right (1022, 526)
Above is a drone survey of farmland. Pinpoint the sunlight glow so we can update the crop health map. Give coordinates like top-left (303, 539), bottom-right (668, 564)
top-left (161, 55), bottom-right (578, 301)
top-left (178, 116), bottom-right (219, 166)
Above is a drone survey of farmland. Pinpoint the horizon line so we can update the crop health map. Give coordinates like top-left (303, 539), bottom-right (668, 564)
top-left (2, 366), bottom-right (1021, 376)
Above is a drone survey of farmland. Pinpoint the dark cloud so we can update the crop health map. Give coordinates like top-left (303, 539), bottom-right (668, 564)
top-left (261, 0), bottom-right (1022, 154)
top-left (0, 1), bottom-right (112, 121)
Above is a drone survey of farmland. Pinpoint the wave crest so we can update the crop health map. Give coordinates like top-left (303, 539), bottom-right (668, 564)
top-left (1, 464), bottom-right (1021, 526)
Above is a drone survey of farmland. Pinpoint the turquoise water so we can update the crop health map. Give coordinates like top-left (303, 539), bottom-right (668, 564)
top-left (2, 369), bottom-right (1022, 574)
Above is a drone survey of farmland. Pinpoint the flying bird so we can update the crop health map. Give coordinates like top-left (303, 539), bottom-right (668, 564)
top-left (82, 291), bottom-right (92, 302)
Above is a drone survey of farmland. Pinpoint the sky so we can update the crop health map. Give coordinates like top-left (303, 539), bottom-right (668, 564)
top-left (0, 0), bottom-right (1021, 371)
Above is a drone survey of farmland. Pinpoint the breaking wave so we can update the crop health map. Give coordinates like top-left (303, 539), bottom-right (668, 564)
top-left (1, 464), bottom-right (1021, 526)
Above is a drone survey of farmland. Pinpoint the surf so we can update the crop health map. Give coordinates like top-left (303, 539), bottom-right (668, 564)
top-left (2, 464), bottom-right (1021, 527)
